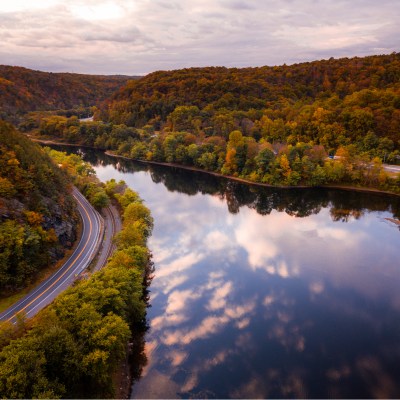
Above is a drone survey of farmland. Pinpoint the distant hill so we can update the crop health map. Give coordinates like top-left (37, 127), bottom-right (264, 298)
top-left (26, 54), bottom-right (400, 193)
top-left (97, 53), bottom-right (400, 145)
top-left (0, 65), bottom-right (140, 122)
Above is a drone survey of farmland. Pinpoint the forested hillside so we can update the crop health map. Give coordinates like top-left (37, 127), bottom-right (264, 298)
top-left (93, 53), bottom-right (400, 166)
top-left (0, 122), bottom-right (77, 293)
top-left (0, 65), bottom-right (137, 123)
top-left (97, 53), bottom-right (400, 150)
top-left (30, 54), bottom-right (400, 193)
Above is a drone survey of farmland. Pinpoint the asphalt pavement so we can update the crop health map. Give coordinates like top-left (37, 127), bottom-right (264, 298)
top-left (383, 164), bottom-right (400, 174)
top-left (92, 204), bottom-right (121, 272)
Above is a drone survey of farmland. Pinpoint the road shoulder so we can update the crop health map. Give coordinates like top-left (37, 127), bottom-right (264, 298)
top-left (91, 203), bottom-right (122, 273)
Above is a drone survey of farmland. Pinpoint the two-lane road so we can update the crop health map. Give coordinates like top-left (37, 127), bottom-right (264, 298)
top-left (383, 163), bottom-right (400, 174)
top-left (0, 187), bottom-right (103, 323)
top-left (329, 156), bottom-right (400, 175)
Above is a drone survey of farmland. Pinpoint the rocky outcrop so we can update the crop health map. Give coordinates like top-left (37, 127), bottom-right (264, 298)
top-left (0, 194), bottom-right (78, 261)
top-left (42, 195), bottom-right (78, 248)
top-left (0, 121), bottom-right (80, 291)
top-left (44, 196), bottom-right (78, 259)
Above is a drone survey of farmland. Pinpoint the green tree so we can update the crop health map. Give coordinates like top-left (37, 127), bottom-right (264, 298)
top-left (255, 147), bottom-right (275, 175)
top-left (197, 152), bottom-right (217, 171)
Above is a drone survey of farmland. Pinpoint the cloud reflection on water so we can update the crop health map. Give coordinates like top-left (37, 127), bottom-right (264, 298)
top-left (131, 181), bottom-right (400, 398)
top-left (86, 157), bottom-right (400, 398)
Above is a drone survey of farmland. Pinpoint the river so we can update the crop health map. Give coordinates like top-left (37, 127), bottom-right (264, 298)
top-left (59, 147), bottom-right (400, 398)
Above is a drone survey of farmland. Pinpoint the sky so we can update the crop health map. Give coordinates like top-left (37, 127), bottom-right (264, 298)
top-left (0, 0), bottom-right (399, 75)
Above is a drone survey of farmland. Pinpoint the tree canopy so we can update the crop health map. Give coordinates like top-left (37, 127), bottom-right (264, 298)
top-left (0, 181), bottom-right (153, 398)
top-left (24, 54), bottom-right (400, 193)
top-left (0, 64), bottom-right (139, 123)
top-left (0, 122), bottom-right (77, 292)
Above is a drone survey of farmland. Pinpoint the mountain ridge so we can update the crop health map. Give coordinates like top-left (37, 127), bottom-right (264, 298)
top-left (0, 64), bottom-right (140, 123)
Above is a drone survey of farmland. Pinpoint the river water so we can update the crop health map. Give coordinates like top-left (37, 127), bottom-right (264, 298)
top-left (63, 148), bottom-right (400, 398)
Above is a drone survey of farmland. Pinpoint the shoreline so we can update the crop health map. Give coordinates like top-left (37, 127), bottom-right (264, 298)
top-left (104, 151), bottom-right (400, 198)
top-left (28, 137), bottom-right (400, 198)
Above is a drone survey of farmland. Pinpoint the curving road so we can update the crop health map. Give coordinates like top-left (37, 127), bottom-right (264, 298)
top-left (0, 187), bottom-right (103, 324)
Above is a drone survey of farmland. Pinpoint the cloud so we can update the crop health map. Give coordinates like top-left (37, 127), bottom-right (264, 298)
top-left (204, 230), bottom-right (232, 252)
top-left (207, 281), bottom-right (233, 310)
top-left (0, 0), bottom-right (398, 74)
top-left (309, 281), bottom-right (324, 295)
top-left (151, 312), bottom-right (188, 331)
top-left (165, 349), bottom-right (188, 367)
top-left (131, 368), bottom-right (180, 398)
top-left (70, 2), bottom-right (125, 21)
top-left (162, 314), bottom-right (231, 345)
top-left (81, 26), bottom-right (146, 44)
top-left (166, 288), bottom-right (202, 314)
top-left (263, 294), bottom-right (275, 306)
top-left (155, 252), bottom-right (204, 279)
top-left (233, 207), bottom-right (370, 282)
top-left (275, 22), bottom-right (383, 50)
top-left (159, 274), bottom-right (189, 295)
top-left (225, 300), bottom-right (256, 319)
top-left (219, 0), bottom-right (256, 10)
top-left (150, 287), bottom-right (203, 332)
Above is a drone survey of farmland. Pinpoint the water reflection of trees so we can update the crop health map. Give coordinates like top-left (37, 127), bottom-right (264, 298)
top-left (74, 148), bottom-right (400, 398)
top-left (128, 328), bottom-right (147, 394)
top-left (76, 147), bottom-right (400, 220)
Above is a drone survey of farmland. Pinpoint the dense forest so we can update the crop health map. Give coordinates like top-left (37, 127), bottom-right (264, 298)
top-left (0, 65), bottom-right (152, 398)
top-left (30, 54), bottom-right (400, 193)
top-left (97, 53), bottom-right (400, 150)
top-left (0, 122), bottom-right (77, 293)
top-left (1, 53), bottom-right (399, 398)
top-left (42, 148), bottom-right (110, 210)
top-left (0, 178), bottom-right (153, 398)
top-left (0, 65), bottom-right (138, 123)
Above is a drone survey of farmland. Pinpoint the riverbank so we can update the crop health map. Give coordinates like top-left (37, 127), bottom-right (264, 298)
top-left (104, 151), bottom-right (400, 198)
top-left (28, 137), bottom-right (400, 198)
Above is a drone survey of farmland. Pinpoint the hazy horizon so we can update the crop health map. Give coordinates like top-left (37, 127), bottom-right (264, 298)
top-left (2, 51), bottom-right (397, 77)
top-left (0, 0), bottom-right (399, 75)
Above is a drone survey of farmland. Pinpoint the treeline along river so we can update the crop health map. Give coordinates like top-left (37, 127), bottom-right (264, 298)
top-left (52, 146), bottom-right (400, 398)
